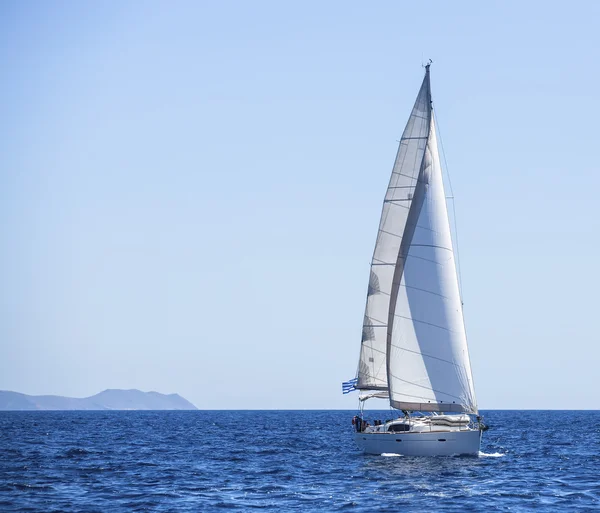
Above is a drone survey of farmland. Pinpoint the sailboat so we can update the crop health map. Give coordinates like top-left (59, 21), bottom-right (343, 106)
top-left (346, 63), bottom-right (483, 456)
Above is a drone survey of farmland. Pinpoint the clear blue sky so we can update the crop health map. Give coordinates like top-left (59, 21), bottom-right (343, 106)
top-left (1, 1), bottom-right (599, 409)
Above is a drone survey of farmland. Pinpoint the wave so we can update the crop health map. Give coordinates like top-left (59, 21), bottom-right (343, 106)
top-left (479, 451), bottom-right (505, 458)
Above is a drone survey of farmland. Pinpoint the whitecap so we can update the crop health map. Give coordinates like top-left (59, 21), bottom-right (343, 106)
top-left (381, 453), bottom-right (402, 457)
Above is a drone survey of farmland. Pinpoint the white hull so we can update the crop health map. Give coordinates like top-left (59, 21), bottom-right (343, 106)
top-left (354, 429), bottom-right (481, 456)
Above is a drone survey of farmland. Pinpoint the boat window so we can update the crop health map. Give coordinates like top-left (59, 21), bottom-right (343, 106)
top-left (388, 424), bottom-right (410, 432)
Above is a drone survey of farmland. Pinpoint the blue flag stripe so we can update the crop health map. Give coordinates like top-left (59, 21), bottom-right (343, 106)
top-left (341, 378), bottom-right (358, 394)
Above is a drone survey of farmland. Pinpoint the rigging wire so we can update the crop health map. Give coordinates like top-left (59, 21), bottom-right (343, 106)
top-left (432, 106), bottom-right (464, 302)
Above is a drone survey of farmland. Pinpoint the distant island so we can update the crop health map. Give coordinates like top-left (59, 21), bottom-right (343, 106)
top-left (0, 389), bottom-right (197, 411)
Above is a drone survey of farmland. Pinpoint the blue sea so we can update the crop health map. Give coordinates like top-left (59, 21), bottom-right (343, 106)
top-left (1, 410), bottom-right (599, 512)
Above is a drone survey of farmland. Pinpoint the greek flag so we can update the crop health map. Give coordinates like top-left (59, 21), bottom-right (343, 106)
top-left (342, 377), bottom-right (358, 394)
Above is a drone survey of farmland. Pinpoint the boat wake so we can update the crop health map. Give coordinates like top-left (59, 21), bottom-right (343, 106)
top-left (478, 451), bottom-right (505, 458)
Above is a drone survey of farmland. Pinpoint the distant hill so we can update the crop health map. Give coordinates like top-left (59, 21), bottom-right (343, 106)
top-left (0, 389), bottom-right (197, 411)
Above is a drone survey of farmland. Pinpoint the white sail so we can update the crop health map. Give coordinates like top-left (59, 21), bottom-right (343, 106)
top-left (357, 70), bottom-right (432, 390)
top-left (386, 117), bottom-right (477, 414)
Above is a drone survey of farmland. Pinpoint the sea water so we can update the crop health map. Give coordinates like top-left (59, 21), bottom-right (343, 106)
top-left (1, 410), bottom-right (598, 511)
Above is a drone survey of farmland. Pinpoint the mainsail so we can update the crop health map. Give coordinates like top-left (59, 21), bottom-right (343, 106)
top-left (357, 69), bottom-right (432, 391)
top-left (356, 66), bottom-right (477, 414)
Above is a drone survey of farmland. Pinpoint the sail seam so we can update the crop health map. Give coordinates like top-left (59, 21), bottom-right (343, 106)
top-left (393, 314), bottom-right (457, 333)
top-left (388, 374), bottom-right (464, 401)
top-left (378, 228), bottom-right (402, 239)
top-left (371, 257), bottom-right (395, 265)
top-left (400, 283), bottom-right (450, 300)
top-left (373, 291), bottom-right (390, 297)
top-left (404, 253), bottom-right (444, 266)
top-left (364, 315), bottom-right (387, 325)
top-left (362, 346), bottom-right (386, 355)
top-left (413, 223), bottom-right (438, 233)
top-left (384, 202), bottom-right (410, 209)
top-left (394, 345), bottom-right (463, 367)
top-left (410, 244), bottom-right (452, 251)
top-left (391, 171), bottom-right (421, 179)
